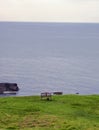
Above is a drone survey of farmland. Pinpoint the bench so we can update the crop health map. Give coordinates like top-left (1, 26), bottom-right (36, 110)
top-left (41, 92), bottom-right (52, 100)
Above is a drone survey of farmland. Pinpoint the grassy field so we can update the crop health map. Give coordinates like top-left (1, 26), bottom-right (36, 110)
top-left (0, 94), bottom-right (99, 130)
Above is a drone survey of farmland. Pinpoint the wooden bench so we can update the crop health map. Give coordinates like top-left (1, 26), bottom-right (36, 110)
top-left (41, 92), bottom-right (52, 100)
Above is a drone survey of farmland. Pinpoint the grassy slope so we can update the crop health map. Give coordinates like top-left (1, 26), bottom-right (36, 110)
top-left (0, 95), bottom-right (99, 130)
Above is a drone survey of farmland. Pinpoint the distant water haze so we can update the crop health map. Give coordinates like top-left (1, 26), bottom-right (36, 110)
top-left (0, 22), bottom-right (99, 96)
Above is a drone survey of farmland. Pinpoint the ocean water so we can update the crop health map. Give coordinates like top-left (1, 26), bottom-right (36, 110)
top-left (0, 22), bottom-right (99, 96)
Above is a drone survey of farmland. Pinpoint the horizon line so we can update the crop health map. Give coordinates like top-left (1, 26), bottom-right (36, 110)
top-left (0, 21), bottom-right (99, 24)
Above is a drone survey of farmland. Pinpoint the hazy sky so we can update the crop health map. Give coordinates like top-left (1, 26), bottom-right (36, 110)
top-left (0, 0), bottom-right (99, 22)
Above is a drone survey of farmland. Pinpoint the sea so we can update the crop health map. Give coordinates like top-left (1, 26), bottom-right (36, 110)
top-left (0, 22), bottom-right (99, 96)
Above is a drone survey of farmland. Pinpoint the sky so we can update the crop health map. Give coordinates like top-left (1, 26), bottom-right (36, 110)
top-left (0, 0), bottom-right (99, 23)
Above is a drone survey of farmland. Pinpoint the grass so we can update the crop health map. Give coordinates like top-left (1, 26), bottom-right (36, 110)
top-left (0, 94), bottom-right (99, 130)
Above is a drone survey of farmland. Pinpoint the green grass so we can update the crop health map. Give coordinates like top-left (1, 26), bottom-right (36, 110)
top-left (0, 94), bottom-right (99, 130)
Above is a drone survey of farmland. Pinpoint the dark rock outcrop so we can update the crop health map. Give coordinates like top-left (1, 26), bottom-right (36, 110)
top-left (0, 83), bottom-right (19, 94)
top-left (53, 92), bottom-right (63, 95)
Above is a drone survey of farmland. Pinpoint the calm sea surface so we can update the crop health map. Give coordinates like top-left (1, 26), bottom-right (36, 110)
top-left (0, 22), bottom-right (99, 96)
